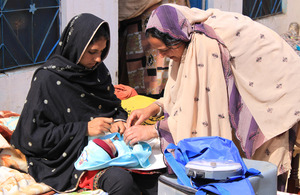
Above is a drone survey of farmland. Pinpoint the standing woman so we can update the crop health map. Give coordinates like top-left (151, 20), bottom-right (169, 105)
top-left (125, 4), bottom-right (300, 189)
top-left (11, 13), bottom-right (141, 194)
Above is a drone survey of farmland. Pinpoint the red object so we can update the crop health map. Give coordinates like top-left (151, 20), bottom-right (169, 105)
top-left (78, 170), bottom-right (98, 190)
top-left (114, 84), bottom-right (138, 100)
top-left (93, 139), bottom-right (115, 158)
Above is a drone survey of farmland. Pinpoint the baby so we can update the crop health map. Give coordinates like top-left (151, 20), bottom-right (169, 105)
top-left (75, 132), bottom-right (153, 171)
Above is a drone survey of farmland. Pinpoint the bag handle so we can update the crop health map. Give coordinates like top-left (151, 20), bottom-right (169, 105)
top-left (164, 143), bottom-right (193, 188)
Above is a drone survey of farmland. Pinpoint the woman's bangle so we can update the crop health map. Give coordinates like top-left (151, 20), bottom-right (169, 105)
top-left (153, 102), bottom-right (163, 117)
top-left (113, 119), bottom-right (126, 123)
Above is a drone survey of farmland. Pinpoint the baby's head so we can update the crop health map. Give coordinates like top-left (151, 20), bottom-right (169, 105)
top-left (93, 138), bottom-right (117, 158)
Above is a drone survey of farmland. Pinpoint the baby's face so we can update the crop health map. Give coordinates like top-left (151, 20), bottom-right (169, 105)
top-left (103, 138), bottom-right (117, 156)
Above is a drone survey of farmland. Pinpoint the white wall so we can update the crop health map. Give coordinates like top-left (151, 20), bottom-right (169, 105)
top-left (0, 66), bottom-right (38, 113)
top-left (208, 0), bottom-right (242, 13)
top-left (0, 0), bottom-right (118, 114)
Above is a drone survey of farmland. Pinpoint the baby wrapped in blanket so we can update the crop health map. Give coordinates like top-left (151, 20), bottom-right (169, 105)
top-left (75, 132), bottom-right (165, 171)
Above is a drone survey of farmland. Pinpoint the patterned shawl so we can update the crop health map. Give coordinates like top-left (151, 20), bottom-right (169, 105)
top-left (147, 4), bottom-right (300, 174)
top-left (11, 13), bottom-right (127, 192)
top-left (147, 4), bottom-right (232, 143)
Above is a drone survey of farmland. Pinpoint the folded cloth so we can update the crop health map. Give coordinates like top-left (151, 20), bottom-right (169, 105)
top-left (0, 111), bottom-right (20, 142)
top-left (0, 166), bottom-right (51, 194)
top-left (114, 84), bottom-right (138, 100)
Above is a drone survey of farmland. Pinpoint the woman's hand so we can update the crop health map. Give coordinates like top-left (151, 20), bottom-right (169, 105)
top-left (123, 125), bottom-right (158, 145)
top-left (110, 121), bottom-right (126, 134)
top-left (87, 117), bottom-right (114, 136)
top-left (126, 103), bottom-right (161, 128)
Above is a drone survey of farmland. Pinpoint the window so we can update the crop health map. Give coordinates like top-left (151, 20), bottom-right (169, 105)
top-left (189, 0), bottom-right (207, 10)
top-left (243, 0), bottom-right (282, 19)
top-left (0, 0), bottom-right (60, 72)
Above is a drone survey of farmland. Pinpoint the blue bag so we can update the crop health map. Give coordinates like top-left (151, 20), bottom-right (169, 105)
top-left (164, 136), bottom-right (260, 195)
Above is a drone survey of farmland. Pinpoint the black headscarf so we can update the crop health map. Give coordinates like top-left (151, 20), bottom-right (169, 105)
top-left (11, 13), bottom-right (127, 192)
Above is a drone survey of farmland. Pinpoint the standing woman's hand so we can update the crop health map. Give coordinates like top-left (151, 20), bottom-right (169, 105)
top-left (124, 124), bottom-right (158, 145)
top-left (87, 117), bottom-right (114, 136)
top-left (126, 108), bottom-right (150, 128)
top-left (126, 103), bottom-right (162, 128)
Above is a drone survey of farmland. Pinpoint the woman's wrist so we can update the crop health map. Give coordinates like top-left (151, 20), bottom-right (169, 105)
top-left (153, 123), bottom-right (160, 138)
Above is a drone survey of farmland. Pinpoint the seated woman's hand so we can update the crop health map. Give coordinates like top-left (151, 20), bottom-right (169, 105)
top-left (87, 117), bottom-right (114, 136)
top-left (110, 121), bottom-right (126, 134)
top-left (123, 124), bottom-right (158, 145)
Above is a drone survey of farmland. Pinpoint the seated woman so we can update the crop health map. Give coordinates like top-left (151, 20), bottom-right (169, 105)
top-left (11, 13), bottom-right (163, 195)
top-left (124, 4), bottom-right (300, 190)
